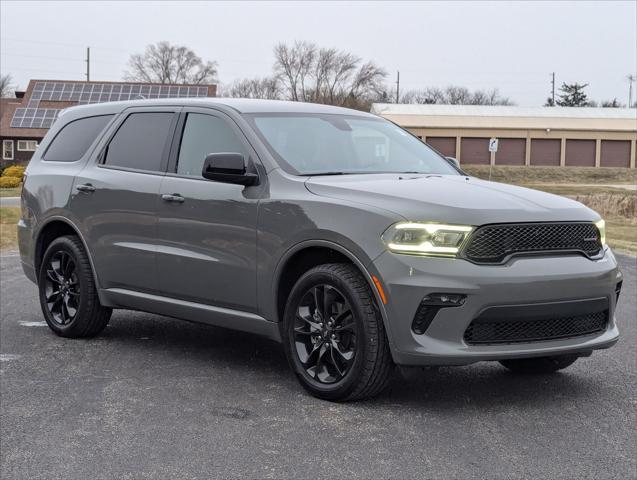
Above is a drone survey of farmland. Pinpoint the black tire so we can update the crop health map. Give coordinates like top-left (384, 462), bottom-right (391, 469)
top-left (282, 263), bottom-right (394, 402)
top-left (38, 235), bottom-right (111, 338)
top-left (499, 354), bottom-right (579, 374)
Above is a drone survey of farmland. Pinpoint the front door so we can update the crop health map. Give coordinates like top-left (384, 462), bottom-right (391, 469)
top-left (156, 108), bottom-right (263, 312)
top-left (71, 108), bottom-right (179, 293)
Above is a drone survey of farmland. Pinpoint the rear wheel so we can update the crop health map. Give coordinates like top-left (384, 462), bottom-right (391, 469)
top-left (499, 354), bottom-right (579, 374)
top-left (282, 263), bottom-right (393, 401)
top-left (38, 235), bottom-right (111, 338)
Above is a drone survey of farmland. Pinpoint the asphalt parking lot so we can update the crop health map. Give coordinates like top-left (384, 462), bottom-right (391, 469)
top-left (1, 252), bottom-right (635, 480)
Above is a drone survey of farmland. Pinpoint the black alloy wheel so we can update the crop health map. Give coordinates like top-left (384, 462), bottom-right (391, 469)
top-left (43, 250), bottom-right (80, 326)
top-left (282, 263), bottom-right (394, 402)
top-left (293, 284), bottom-right (357, 384)
top-left (38, 235), bottom-right (111, 338)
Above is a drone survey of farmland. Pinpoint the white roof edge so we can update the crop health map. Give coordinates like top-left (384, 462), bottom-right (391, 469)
top-left (370, 103), bottom-right (637, 120)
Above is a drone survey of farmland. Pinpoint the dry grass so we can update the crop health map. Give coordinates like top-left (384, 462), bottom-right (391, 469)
top-left (0, 207), bottom-right (20, 251)
top-left (0, 186), bottom-right (22, 197)
top-left (569, 193), bottom-right (636, 219)
top-left (464, 165), bottom-right (637, 185)
top-left (604, 217), bottom-right (637, 255)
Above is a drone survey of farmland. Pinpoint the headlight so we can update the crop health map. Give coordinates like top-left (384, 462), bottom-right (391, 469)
top-left (595, 219), bottom-right (606, 246)
top-left (381, 222), bottom-right (474, 257)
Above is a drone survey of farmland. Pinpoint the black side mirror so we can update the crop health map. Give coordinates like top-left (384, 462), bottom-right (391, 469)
top-left (201, 153), bottom-right (258, 186)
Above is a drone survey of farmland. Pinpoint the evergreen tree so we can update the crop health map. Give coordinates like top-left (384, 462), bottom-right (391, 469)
top-left (556, 82), bottom-right (590, 107)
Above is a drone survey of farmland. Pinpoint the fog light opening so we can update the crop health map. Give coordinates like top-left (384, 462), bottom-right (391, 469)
top-left (412, 293), bottom-right (467, 335)
top-left (615, 281), bottom-right (622, 303)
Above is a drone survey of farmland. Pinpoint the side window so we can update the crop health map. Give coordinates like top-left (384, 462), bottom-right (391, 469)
top-left (104, 112), bottom-right (174, 172)
top-left (2, 140), bottom-right (14, 160)
top-left (177, 113), bottom-right (247, 177)
top-left (43, 115), bottom-right (113, 162)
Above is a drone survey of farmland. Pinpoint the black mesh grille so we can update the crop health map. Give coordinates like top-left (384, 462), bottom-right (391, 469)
top-left (463, 310), bottom-right (608, 345)
top-left (463, 222), bottom-right (602, 264)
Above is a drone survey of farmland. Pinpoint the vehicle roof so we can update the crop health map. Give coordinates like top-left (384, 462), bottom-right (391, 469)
top-left (59, 97), bottom-right (378, 118)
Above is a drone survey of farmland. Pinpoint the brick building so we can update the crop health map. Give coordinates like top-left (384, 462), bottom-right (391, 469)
top-left (371, 104), bottom-right (637, 168)
top-left (0, 79), bottom-right (217, 164)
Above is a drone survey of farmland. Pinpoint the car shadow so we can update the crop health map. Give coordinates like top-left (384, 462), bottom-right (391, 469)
top-left (97, 311), bottom-right (602, 412)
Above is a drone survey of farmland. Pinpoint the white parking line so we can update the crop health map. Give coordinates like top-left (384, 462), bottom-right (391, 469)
top-left (19, 321), bottom-right (47, 327)
top-left (0, 354), bottom-right (22, 362)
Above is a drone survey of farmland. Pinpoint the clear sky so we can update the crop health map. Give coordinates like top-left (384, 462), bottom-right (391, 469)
top-left (1, 0), bottom-right (636, 106)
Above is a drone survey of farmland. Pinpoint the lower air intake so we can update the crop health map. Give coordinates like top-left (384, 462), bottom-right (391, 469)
top-left (464, 310), bottom-right (608, 345)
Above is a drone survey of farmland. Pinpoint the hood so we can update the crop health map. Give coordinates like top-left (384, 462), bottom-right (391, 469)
top-left (305, 174), bottom-right (599, 225)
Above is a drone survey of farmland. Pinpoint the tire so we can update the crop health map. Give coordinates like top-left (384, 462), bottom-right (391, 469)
top-left (282, 263), bottom-right (393, 402)
top-left (499, 354), bottom-right (579, 374)
top-left (38, 235), bottom-right (111, 338)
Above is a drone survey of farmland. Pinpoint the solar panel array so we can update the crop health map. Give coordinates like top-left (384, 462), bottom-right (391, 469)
top-left (11, 81), bottom-right (211, 129)
top-left (10, 108), bottom-right (60, 129)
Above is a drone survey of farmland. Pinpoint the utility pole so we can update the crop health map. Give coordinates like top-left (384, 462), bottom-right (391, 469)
top-left (395, 71), bottom-right (400, 103)
top-left (85, 47), bottom-right (90, 82)
top-left (549, 72), bottom-right (556, 105)
top-left (628, 75), bottom-right (636, 107)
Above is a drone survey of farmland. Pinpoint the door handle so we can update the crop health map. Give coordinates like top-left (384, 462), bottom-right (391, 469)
top-left (161, 193), bottom-right (185, 203)
top-left (75, 183), bottom-right (95, 193)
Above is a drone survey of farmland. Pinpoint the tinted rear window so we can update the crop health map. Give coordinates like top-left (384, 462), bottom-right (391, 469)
top-left (43, 115), bottom-right (114, 162)
top-left (104, 112), bottom-right (174, 172)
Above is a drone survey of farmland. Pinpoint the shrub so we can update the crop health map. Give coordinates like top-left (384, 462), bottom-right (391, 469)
top-left (0, 176), bottom-right (21, 188)
top-left (2, 165), bottom-right (26, 180)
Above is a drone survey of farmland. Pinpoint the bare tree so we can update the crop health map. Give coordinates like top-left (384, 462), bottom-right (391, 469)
top-left (273, 41), bottom-right (387, 110)
top-left (471, 88), bottom-right (513, 105)
top-left (124, 41), bottom-right (217, 84)
top-left (401, 87), bottom-right (445, 104)
top-left (600, 98), bottom-right (624, 108)
top-left (273, 41), bottom-right (316, 101)
top-left (0, 74), bottom-right (14, 98)
top-left (312, 48), bottom-right (359, 104)
top-left (401, 86), bottom-right (513, 105)
top-left (444, 86), bottom-right (472, 105)
top-left (225, 76), bottom-right (282, 99)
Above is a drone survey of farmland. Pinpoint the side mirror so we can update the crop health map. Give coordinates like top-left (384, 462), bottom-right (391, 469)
top-left (201, 153), bottom-right (258, 186)
top-left (445, 156), bottom-right (460, 169)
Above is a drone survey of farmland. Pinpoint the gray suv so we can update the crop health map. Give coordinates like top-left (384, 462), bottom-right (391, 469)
top-left (18, 99), bottom-right (622, 401)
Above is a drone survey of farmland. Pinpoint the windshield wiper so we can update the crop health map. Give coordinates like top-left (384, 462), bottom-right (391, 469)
top-left (305, 171), bottom-right (431, 176)
top-left (305, 172), bottom-right (349, 176)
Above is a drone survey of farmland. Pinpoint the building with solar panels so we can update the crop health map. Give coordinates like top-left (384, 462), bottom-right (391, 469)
top-left (0, 79), bottom-right (216, 164)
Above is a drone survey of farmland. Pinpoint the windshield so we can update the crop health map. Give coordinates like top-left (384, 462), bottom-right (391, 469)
top-left (244, 113), bottom-right (459, 176)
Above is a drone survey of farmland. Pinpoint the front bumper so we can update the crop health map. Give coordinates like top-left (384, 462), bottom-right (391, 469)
top-left (372, 248), bottom-right (621, 366)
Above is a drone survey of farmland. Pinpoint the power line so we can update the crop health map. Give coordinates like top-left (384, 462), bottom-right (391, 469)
top-left (0, 36), bottom-right (130, 53)
top-left (0, 51), bottom-right (125, 66)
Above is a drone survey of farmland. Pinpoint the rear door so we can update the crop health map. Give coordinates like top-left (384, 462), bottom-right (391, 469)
top-left (156, 107), bottom-right (264, 312)
top-left (71, 107), bottom-right (180, 293)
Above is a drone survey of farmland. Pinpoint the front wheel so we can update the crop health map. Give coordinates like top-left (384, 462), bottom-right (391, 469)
top-left (282, 263), bottom-right (393, 402)
top-left (499, 354), bottom-right (579, 374)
